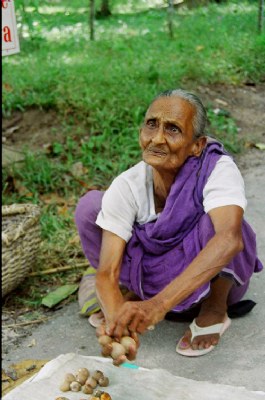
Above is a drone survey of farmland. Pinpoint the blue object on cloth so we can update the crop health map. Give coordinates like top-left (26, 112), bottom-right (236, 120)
top-left (121, 362), bottom-right (140, 369)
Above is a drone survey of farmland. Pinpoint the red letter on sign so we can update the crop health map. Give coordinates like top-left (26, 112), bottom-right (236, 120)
top-left (3, 26), bottom-right (12, 42)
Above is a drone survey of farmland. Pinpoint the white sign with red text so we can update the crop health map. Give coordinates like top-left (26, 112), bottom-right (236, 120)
top-left (2, 0), bottom-right (20, 56)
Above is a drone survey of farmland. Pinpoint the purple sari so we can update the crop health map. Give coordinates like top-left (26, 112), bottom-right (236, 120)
top-left (75, 141), bottom-right (263, 312)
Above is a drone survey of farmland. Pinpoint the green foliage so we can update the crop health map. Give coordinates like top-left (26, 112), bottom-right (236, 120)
top-left (2, 0), bottom-right (261, 287)
top-left (3, 1), bottom-right (260, 184)
top-left (3, 3), bottom-right (259, 188)
top-left (3, 1), bottom-right (265, 116)
top-left (207, 108), bottom-right (242, 153)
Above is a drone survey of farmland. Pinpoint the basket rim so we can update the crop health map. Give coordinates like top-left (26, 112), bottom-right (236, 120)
top-left (2, 203), bottom-right (40, 216)
top-left (2, 203), bottom-right (41, 247)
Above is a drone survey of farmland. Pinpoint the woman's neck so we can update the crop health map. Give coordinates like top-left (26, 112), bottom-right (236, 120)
top-left (152, 168), bottom-right (177, 212)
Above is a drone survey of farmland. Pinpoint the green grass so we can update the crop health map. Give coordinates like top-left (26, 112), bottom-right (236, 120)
top-left (2, 0), bottom-right (264, 307)
top-left (3, 0), bottom-right (260, 231)
top-left (3, 3), bottom-right (262, 193)
top-left (3, 1), bottom-right (265, 117)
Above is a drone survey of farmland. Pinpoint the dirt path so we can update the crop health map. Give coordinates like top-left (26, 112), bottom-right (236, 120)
top-left (196, 83), bottom-right (265, 170)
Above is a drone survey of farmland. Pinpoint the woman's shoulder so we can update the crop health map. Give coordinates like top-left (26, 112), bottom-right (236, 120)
top-left (121, 160), bottom-right (149, 175)
top-left (117, 161), bottom-right (152, 185)
top-left (203, 154), bottom-right (246, 213)
top-left (213, 154), bottom-right (243, 176)
top-left (216, 154), bottom-right (236, 165)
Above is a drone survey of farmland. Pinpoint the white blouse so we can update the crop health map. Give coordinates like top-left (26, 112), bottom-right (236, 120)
top-left (96, 156), bottom-right (247, 242)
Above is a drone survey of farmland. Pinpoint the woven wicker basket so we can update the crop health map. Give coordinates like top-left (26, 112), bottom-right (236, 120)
top-left (2, 204), bottom-right (41, 297)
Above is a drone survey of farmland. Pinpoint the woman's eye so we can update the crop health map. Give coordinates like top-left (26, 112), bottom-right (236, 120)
top-left (146, 120), bottom-right (156, 128)
top-left (167, 124), bottom-right (180, 133)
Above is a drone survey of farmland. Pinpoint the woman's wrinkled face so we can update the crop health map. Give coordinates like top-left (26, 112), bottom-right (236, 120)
top-left (139, 96), bottom-right (203, 174)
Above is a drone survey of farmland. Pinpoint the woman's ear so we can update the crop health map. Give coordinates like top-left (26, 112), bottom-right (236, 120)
top-left (191, 136), bottom-right (207, 157)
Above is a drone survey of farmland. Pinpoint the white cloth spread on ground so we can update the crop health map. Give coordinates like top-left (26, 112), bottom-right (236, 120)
top-left (96, 156), bottom-right (247, 242)
top-left (3, 354), bottom-right (265, 400)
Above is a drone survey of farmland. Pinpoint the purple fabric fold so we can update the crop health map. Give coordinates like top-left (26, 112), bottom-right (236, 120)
top-left (131, 141), bottom-right (224, 251)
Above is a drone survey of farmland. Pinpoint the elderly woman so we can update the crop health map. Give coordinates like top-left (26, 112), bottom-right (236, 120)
top-left (75, 89), bottom-right (262, 361)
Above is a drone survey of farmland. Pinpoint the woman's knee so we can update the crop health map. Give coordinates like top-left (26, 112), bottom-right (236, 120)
top-left (75, 190), bottom-right (103, 230)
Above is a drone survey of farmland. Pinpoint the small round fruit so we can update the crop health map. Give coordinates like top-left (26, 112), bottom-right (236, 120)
top-left (100, 393), bottom-right (112, 400)
top-left (120, 336), bottom-right (137, 353)
top-left (98, 376), bottom-right (109, 387)
top-left (85, 376), bottom-right (98, 388)
top-left (59, 381), bottom-right (70, 392)
top-left (101, 345), bottom-right (112, 357)
top-left (111, 342), bottom-right (126, 359)
top-left (94, 389), bottom-right (104, 397)
top-left (92, 370), bottom-right (104, 381)
top-left (76, 372), bottom-right (87, 385)
top-left (98, 335), bottom-right (113, 346)
top-left (69, 381), bottom-right (81, 392)
top-left (78, 367), bottom-right (89, 378)
top-left (55, 397), bottom-right (70, 400)
top-left (64, 373), bottom-right (75, 383)
top-left (82, 384), bottom-right (93, 394)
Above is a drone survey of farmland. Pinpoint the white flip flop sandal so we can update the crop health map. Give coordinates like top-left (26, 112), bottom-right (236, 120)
top-left (88, 312), bottom-right (105, 328)
top-left (176, 315), bottom-right (231, 357)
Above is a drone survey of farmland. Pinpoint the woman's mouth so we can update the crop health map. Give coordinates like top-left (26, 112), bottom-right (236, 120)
top-left (146, 147), bottom-right (167, 156)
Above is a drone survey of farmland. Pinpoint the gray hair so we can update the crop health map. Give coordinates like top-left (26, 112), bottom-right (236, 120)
top-left (152, 89), bottom-right (207, 138)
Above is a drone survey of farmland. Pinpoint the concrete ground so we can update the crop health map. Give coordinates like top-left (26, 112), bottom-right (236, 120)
top-left (2, 154), bottom-right (265, 393)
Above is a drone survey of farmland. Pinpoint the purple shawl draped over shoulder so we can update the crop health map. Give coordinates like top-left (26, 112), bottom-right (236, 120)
top-left (119, 141), bottom-right (263, 311)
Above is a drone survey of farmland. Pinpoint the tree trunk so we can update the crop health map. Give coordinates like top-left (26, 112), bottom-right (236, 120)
top-left (167, 0), bottom-right (174, 39)
top-left (99, 0), bottom-right (111, 17)
top-left (89, 0), bottom-right (95, 41)
top-left (258, 0), bottom-right (264, 33)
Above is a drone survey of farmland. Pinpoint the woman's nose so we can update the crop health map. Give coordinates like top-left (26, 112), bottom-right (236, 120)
top-left (152, 125), bottom-right (166, 144)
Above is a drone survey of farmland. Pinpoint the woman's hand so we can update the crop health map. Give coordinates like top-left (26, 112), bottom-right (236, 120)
top-left (96, 324), bottom-right (139, 366)
top-left (108, 298), bottom-right (167, 339)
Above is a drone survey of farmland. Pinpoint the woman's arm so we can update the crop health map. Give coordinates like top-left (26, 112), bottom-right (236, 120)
top-left (109, 205), bottom-right (244, 338)
top-left (154, 205), bottom-right (244, 310)
top-left (95, 229), bottom-right (127, 324)
top-left (96, 230), bottom-right (139, 365)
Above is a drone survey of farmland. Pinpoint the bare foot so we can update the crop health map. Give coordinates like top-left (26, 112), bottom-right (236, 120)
top-left (178, 307), bottom-right (227, 350)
